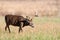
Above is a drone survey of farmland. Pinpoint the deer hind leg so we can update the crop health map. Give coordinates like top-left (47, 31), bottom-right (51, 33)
top-left (5, 24), bottom-right (11, 33)
top-left (7, 25), bottom-right (11, 33)
top-left (5, 25), bottom-right (8, 31)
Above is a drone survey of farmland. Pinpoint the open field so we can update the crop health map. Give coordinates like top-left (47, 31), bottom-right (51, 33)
top-left (0, 1), bottom-right (58, 17)
top-left (0, 16), bottom-right (60, 40)
top-left (0, 0), bottom-right (59, 40)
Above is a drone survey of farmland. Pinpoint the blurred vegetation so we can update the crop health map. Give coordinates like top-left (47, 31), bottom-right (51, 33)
top-left (0, 16), bottom-right (60, 40)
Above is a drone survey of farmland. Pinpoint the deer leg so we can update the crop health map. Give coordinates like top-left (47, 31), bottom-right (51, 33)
top-left (19, 27), bottom-right (22, 33)
top-left (19, 22), bottom-right (23, 33)
top-left (5, 25), bottom-right (8, 31)
top-left (7, 25), bottom-right (11, 33)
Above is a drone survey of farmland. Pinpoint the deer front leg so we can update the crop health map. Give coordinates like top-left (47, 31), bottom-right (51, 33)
top-left (19, 22), bottom-right (23, 33)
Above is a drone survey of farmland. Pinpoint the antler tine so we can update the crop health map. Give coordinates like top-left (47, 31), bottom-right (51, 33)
top-left (26, 16), bottom-right (30, 19)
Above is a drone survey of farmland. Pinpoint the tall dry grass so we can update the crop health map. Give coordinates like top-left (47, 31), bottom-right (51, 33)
top-left (0, 16), bottom-right (60, 40)
top-left (0, 1), bottom-right (58, 17)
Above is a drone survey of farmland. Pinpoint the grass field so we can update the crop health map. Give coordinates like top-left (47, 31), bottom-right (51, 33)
top-left (0, 16), bottom-right (60, 40)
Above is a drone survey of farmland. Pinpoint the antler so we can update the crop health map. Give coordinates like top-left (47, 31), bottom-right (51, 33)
top-left (26, 16), bottom-right (30, 19)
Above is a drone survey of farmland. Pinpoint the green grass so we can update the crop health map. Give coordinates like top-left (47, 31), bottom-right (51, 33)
top-left (0, 16), bottom-right (60, 40)
top-left (0, 32), bottom-right (59, 40)
top-left (33, 17), bottom-right (60, 24)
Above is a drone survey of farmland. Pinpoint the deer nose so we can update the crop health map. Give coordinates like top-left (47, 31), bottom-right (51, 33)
top-left (32, 25), bottom-right (34, 28)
